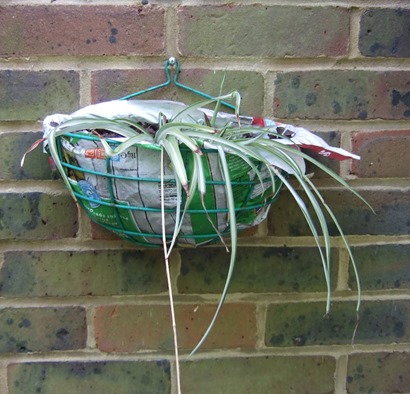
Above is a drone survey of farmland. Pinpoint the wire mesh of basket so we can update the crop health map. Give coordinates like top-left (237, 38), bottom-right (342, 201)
top-left (55, 130), bottom-right (283, 247)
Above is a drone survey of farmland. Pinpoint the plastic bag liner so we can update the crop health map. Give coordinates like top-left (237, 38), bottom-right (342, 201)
top-left (43, 100), bottom-right (359, 247)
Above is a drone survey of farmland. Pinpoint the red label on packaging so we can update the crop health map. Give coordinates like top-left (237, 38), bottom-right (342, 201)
top-left (251, 117), bottom-right (266, 127)
top-left (85, 148), bottom-right (106, 159)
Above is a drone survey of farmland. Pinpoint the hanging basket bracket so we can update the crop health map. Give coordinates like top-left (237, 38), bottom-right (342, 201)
top-left (119, 57), bottom-right (236, 110)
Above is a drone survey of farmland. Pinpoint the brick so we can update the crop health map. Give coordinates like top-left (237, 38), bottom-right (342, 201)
top-left (0, 132), bottom-right (53, 180)
top-left (178, 246), bottom-right (338, 294)
top-left (0, 70), bottom-right (80, 121)
top-left (0, 307), bottom-right (86, 353)
top-left (90, 221), bottom-right (123, 241)
top-left (181, 355), bottom-right (335, 394)
top-left (92, 68), bottom-right (265, 115)
top-left (95, 303), bottom-right (257, 352)
top-left (346, 352), bottom-right (410, 394)
top-left (92, 69), bottom-right (165, 102)
top-left (267, 185), bottom-right (409, 236)
top-left (359, 9), bottom-right (410, 57)
top-left (349, 244), bottom-right (410, 291)
top-left (8, 360), bottom-right (170, 394)
top-left (178, 5), bottom-right (349, 58)
top-left (0, 5), bottom-right (164, 57)
top-left (0, 250), bottom-right (167, 297)
top-left (273, 70), bottom-right (410, 120)
top-left (265, 300), bottom-right (410, 347)
top-left (351, 130), bottom-right (410, 177)
top-left (0, 192), bottom-right (78, 240)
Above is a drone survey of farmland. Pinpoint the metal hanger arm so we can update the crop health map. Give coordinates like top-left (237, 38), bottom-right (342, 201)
top-left (119, 57), bottom-right (236, 110)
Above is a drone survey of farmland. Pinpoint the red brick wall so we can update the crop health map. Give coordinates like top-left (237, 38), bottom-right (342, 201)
top-left (0, 2), bottom-right (409, 393)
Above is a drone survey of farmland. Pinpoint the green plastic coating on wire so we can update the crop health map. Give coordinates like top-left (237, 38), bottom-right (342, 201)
top-left (119, 58), bottom-right (236, 111)
top-left (56, 128), bottom-right (283, 246)
top-left (52, 58), bottom-right (283, 246)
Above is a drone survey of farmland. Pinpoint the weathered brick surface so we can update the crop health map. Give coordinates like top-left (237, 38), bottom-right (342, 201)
top-left (178, 246), bottom-right (338, 294)
top-left (268, 186), bottom-right (409, 236)
top-left (95, 303), bottom-right (257, 352)
top-left (346, 352), bottom-right (410, 394)
top-left (0, 307), bottom-right (86, 353)
top-left (273, 71), bottom-right (410, 120)
top-left (181, 355), bottom-right (335, 394)
top-left (0, 5), bottom-right (165, 57)
top-left (265, 300), bottom-right (410, 347)
top-left (0, 250), bottom-right (167, 297)
top-left (0, 70), bottom-right (80, 121)
top-left (92, 69), bottom-right (166, 102)
top-left (8, 361), bottom-right (171, 394)
top-left (349, 244), bottom-right (410, 291)
top-left (0, 192), bottom-right (78, 240)
top-left (92, 68), bottom-right (264, 115)
top-left (351, 130), bottom-right (410, 178)
top-left (178, 5), bottom-right (349, 57)
top-left (0, 132), bottom-right (53, 180)
top-left (359, 9), bottom-right (410, 57)
top-left (90, 220), bottom-right (123, 240)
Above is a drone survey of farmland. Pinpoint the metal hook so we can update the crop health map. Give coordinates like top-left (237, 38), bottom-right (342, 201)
top-left (119, 58), bottom-right (174, 101)
top-left (119, 57), bottom-right (236, 110)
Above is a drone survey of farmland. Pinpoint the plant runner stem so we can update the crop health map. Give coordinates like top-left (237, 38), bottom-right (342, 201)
top-left (160, 147), bottom-right (182, 394)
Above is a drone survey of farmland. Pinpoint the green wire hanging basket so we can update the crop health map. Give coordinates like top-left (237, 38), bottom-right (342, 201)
top-left (38, 58), bottom-right (289, 247)
top-left (55, 129), bottom-right (283, 247)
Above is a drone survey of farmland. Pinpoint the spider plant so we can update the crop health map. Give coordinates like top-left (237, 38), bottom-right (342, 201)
top-left (37, 91), bottom-right (371, 393)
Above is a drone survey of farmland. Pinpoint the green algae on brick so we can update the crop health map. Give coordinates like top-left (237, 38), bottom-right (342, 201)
top-left (347, 352), bottom-right (410, 394)
top-left (349, 245), bottom-right (410, 290)
top-left (265, 300), bottom-right (410, 347)
top-left (181, 355), bottom-right (335, 394)
top-left (0, 70), bottom-right (80, 121)
top-left (359, 9), bottom-right (410, 57)
top-left (8, 361), bottom-right (170, 394)
top-left (0, 132), bottom-right (53, 180)
top-left (178, 246), bottom-right (338, 294)
top-left (273, 70), bottom-right (410, 120)
top-left (0, 250), bottom-right (167, 297)
top-left (0, 307), bottom-right (86, 353)
top-left (268, 185), bottom-right (410, 236)
top-left (0, 192), bottom-right (78, 240)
